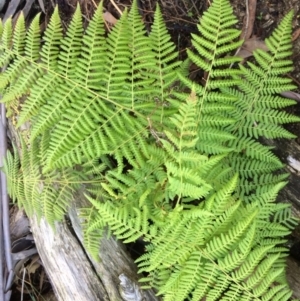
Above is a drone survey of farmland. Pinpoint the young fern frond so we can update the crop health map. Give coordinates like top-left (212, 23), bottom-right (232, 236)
top-left (162, 90), bottom-right (213, 200)
top-left (149, 4), bottom-right (181, 122)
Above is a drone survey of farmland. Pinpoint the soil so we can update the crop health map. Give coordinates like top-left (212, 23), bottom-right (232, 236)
top-left (1, 0), bottom-right (300, 300)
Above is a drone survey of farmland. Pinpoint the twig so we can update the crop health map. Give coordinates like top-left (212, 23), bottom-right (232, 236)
top-left (109, 0), bottom-right (122, 16)
top-left (90, 0), bottom-right (97, 9)
top-left (243, 0), bottom-right (250, 39)
top-left (230, 0), bottom-right (249, 67)
top-left (281, 91), bottom-right (300, 102)
top-left (21, 268), bottom-right (26, 301)
top-left (232, 0), bottom-right (257, 64)
top-left (242, 0), bottom-right (257, 40)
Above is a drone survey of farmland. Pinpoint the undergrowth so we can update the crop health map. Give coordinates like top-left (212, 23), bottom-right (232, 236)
top-left (0, 0), bottom-right (299, 300)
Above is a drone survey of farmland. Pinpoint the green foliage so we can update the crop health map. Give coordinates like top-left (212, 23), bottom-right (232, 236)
top-left (3, 137), bottom-right (83, 225)
top-left (0, 0), bottom-right (299, 300)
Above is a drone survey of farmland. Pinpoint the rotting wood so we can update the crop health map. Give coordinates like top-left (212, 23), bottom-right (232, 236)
top-left (29, 198), bottom-right (159, 301)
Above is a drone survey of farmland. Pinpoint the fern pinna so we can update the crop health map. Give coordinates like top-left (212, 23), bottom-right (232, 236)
top-left (0, 0), bottom-right (299, 300)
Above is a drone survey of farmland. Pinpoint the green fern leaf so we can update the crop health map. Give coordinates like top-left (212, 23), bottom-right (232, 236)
top-left (0, 1), bottom-right (297, 300)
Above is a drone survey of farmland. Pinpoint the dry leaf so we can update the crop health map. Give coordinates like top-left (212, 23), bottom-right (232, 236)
top-left (103, 11), bottom-right (118, 25)
top-left (3, 0), bottom-right (22, 22)
top-left (281, 91), bottom-right (300, 102)
top-left (27, 261), bottom-right (40, 275)
top-left (237, 37), bottom-right (268, 59)
top-left (37, 0), bottom-right (45, 13)
top-left (23, 0), bottom-right (36, 18)
top-left (292, 28), bottom-right (300, 42)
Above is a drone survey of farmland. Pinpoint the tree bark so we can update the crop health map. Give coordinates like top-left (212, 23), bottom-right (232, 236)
top-left (27, 198), bottom-right (160, 301)
top-left (30, 207), bottom-right (159, 301)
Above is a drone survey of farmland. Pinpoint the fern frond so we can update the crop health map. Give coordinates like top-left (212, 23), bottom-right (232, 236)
top-left (19, 6), bottom-right (82, 129)
top-left (57, 4), bottom-right (83, 78)
top-left (80, 196), bottom-right (112, 260)
top-left (0, 1), bottom-right (297, 300)
top-left (40, 7), bottom-right (63, 68)
top-left (0, 15), bottom-right (42, 113)
top-left (0, 14), bottom-right (26, 92)
top-left (2, 145), bottom-right (22, 204)
top-left (38, 5), bottom-right (155, 171)
top-left (24, 14), bottom-right (41, 61)
top-left (21, 138), bottom-right (41, 217)
top-left (149, 4), bottom-right (180, 85)
top-left (204, 210), bottom-right (258, 258)
top-left (87, 196), bottom-right (154, 243)
top-left (126, 0), bottom-right (157, 110)
top-left (12, 13), bottom-right (26, 53)
top-left (0, 18), bottom-right (13, 66)
top-left (177, 0), bottom-right (244, 157)
top-left (224, 11), bottom-right (298, 176)
top-left (3, 137), bottom-right (83, 226)
top-left (148, 4), bottom-right (181, 122)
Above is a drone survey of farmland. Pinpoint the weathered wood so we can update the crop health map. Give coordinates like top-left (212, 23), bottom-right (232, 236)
top-left (68, 199), bottom-right (159, 301)
top-left (30, 216), bottom-right (110, 301)
top-left (30, 202), bottom-right (159, 301)
top-left (287, 256), bottom-right (300, 299)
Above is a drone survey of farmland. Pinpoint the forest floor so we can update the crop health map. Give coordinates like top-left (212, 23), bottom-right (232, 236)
top-left (1, 0), bottom-right (300, 300)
